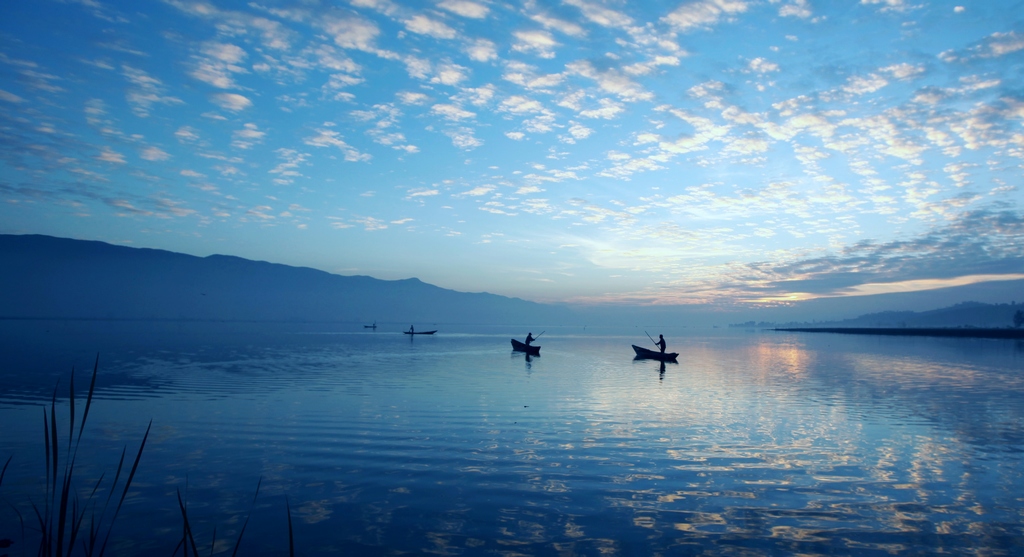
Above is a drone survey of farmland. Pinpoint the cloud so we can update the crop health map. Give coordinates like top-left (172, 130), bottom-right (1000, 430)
top-left (269, 148), bottom-right (308, 184)
top-left (939, 31), bottom-right (1024, 62)
top-left (459, 184), bottom-right (496, 196)
top-left (458, 84), bottom-right (496, 106)
top-left (212, 92), bottom-right (253, 111)
top-left (567, 122), bottom-right (593, 140)
top-left (512, 30), bottom-right (560, 59)
top-left (431, 103), bottom-right (476, 120)
top-left (349, 0), bottom-right (401, 16)
top-left (190, 42), bottom-right (248, 89)
top-left (304, 127), bottom-right (372, 162)
top-left (742, 208), bottom-right (1024, 301)
top-left (430, 61), bottom-right (469, 86)
top-left (323, 73), bottom-right (365, 100)
top-left (438, 0), bottom-right (489, 18)
top-left (175, 126), bottom-right (200, 142)
top-left (566, 61), bottom-right (653, 102)
top-left (779, 0), bottom-right (812, 18)
top-left (465, 39), bottom-right (498, 62)
top-left (97, 146), bottom-right (126, 164)
top-left (860, 0), bottom-right (917, 14)
top-left (122, 65), bottom-right (183, 117)
top-left (165, 0), bottom-right (292, 50)
top-left (140, 146), bottom-right (171, 161)
top-left (578, 98), bottom-right (624, 119)
top-left (747, 58), bottom-right (779, 74)
top-left (528, 11), bottom-right (586, 37)
top-left (353, 103), bottom-right (419, 153)
top-left (564, 0), bottom-right (634, 29)
top-left (397, 91), bottom-right (429, 104)
top-left (0, 89), bottom-right (25, 103)
top-left (404, 14), bottom-right (457, 39)
top-left (322, 15), bottom-right (386, 53)
top-left (499, 95), bottom-right (551, 117)
top-left (663, 0), bottom-right (749, 32)
top-left (503, 61), bottom-right (565, 91)
top-left (841, 73), bottom-right (888, 96)
top-left (232, 123), bottom-right (266, 149)
top-left (881, 63), bottom-right (925, 80)
top-left (444, 127), bottom-right (483, 149)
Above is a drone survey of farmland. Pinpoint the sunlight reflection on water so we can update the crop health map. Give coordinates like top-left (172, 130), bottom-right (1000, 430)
top-left (1, 321), bottom-right (1023, 555)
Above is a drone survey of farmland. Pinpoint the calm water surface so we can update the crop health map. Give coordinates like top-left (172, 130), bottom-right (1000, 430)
top-left (1, 320), bottom-right (1023, 555)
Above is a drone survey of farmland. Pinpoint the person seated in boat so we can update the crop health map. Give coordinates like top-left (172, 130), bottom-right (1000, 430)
top-left (525, 332), bottom-right (535, 346)
top-left (656, 334), bottom-right (666, 353)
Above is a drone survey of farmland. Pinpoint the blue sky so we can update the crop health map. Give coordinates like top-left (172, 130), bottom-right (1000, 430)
top-left (2, 0), bottom-right (1023, 312)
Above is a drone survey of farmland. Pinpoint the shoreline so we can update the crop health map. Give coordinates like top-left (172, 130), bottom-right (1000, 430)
top-left (774, 327), bottom-right (1024, 339)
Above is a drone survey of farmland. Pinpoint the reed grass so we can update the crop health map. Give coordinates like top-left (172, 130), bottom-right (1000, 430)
top-left (172, 476), bottom-right (268, 557)
top-left (0, 356), bottom-right (151, 557)
top-left (1, 356), bottom-right (296, 557)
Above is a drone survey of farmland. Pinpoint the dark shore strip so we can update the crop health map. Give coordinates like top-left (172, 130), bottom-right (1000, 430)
top-left (774, 327), bottom-right (1024, 339)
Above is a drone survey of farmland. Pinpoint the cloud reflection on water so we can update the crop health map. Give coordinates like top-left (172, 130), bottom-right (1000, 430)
top-left (0, 324), bottom-right (1022, 554)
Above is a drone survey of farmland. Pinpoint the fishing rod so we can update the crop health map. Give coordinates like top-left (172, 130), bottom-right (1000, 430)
top-left (645, 330), bottom-right (658, 348)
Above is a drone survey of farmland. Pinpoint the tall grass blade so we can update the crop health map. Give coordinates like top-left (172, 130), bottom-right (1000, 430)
top-left (30, 502), bottom-right (46, 547)
top-left (49, 389), bottom-right (59, 555)
top-left (56, 457), bottom-right (74, 557)
top-left (0, 455), bottom-right (10, 486)
top-left (66, 496), bottom-right (83, 556)
top-left (229, 476), bottom-right (262, 557)
top-left (104, 449), bottom-right (126, 509)
top-left (175, 488), bottom-right (199, 557)
top-left (77, 355), bottom-right (99, 444)
top-left (286, 496), bottom-right (294, 557)
top-left (3, 499), bottom-right (25, 543)
top-left (98, 420), bottom-right (151, 557)
top-left (68, 367), bottom-right (75, 455)
top-left (87, 473), bottom-right (105, 501)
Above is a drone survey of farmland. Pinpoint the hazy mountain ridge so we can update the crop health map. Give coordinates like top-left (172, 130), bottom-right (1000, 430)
top-left (731, 300), bottom-right (1024, 329)
top-left (0, 234), bottom-right (572, 325)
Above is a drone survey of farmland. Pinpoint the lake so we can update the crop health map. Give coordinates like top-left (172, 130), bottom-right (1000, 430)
top-left (1, 320), bottom-right (1023, 555)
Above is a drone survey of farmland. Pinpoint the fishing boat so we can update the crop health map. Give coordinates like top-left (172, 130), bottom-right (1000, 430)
top-left (511, 338), bottom-right (540, 355)
top-left (632, 344), bottom-right (678, 362)
top-left (364, 322), bottom-right (377, 329)
top-left (404, 330), bottom-right (437, 335)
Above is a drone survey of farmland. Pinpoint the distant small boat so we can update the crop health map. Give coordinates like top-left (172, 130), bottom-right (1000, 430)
top-left (404, 330), bottom-right (437, 335)
top-left (364, 322), bottom-right (377, 329)
top-left (511, 338), bottom-right (540, 355)
top-left (632, 344), bottom-right (678, 362)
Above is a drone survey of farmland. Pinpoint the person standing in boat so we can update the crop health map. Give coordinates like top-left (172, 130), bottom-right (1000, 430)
top-left (656, 334), bottom-right (666, 353)
top-left (525, 332), bottom-right (535, 346)
top-left (409, 325), bottom-right (414, 334)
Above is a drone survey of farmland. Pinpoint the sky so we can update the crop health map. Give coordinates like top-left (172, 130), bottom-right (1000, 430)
top-left (1, 0), bottom-right (1024, 316)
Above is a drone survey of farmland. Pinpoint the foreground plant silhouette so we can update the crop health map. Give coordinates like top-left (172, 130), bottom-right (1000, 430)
top-left (0, 356), bottom-right (150, 557)
top-left (0, 356), bottom-right (296, 557)
top-left (173, 476), bottom-right (295, 557)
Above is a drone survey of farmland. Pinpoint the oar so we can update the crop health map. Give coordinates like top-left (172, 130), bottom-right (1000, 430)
top-left (534, 331), bottom-right (545, 340)
top-left (645, 330), bottom-right (658, 348)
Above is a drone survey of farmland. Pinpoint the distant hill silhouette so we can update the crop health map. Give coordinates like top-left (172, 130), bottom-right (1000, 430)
top-left (731, 300), bottom-right (1024, 329)
top-left (0, 234), bottom-right (572, 325)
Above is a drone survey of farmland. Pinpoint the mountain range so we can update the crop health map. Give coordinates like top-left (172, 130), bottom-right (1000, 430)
top-left (3, 234), bottom-right (1020, 329)
top-left (0, 234), bottom-right (572, 325)
top-left (731, 301), bottom-right (1024, 329)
